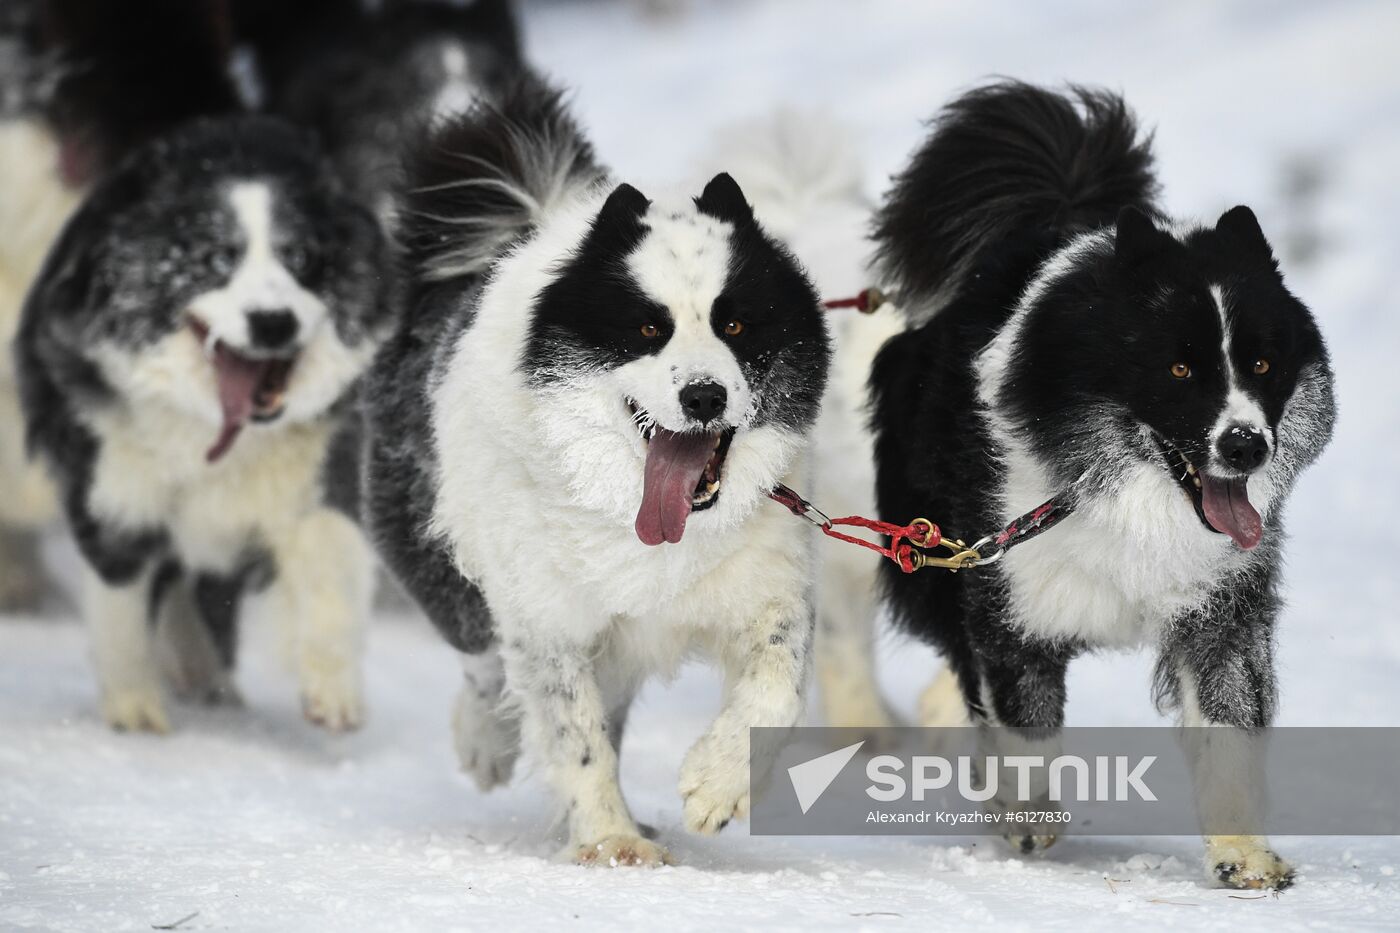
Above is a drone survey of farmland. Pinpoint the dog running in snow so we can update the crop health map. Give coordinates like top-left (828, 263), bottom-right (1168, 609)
top-left (0, 0), bottom-right (241, 610)
top-left (865, 82), bottom-right (1335, 889)
top-left (16, 116), bottom-right (393, 733)
top-left (363, 76), bottom-right (830, 865)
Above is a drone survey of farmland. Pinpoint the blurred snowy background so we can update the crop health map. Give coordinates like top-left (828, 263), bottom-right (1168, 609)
top-left (3, 1), bottom-right (1399, 929)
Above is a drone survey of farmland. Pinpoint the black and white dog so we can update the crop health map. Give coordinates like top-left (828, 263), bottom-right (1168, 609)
top-left (16, 116), bottom-right (392, 732)
top-left (0, 0), bottom-right (240, 609)
top-left (364, 77), bottom-right (830, 865)
top-left (868, 83), bottom-right (1335, 888)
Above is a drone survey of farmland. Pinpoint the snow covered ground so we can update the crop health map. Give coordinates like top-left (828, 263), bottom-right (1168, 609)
top-left (4, 1), bottom-right (1400, 929)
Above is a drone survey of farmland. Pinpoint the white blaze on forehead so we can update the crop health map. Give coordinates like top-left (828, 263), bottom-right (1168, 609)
top-left (228, 182), bottom-right (285, 280)
top-left (189, 181), bottom-right (327, 351)
top-left (626, 206), bottom-right (732, 319)
top-left (617, 202), bottom-right (752, 428)
top-left (1208, 284), bottom-right (1271, 454)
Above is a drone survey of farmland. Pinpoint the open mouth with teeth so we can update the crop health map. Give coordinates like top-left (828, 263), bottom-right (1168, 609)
top-left (627, 398), bottom-right (735, 546)
top-left (188, 316), bottom-right (297, 463)
top-left (1154, 434), bottom-right (1262, 550)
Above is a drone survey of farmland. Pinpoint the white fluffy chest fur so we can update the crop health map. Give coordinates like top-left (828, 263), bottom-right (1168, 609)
top-left (431, 344), bottom-right (813, 654)
top-left (993, 432), bottom-right (1254, 648)
top-left (84, 399), bottom-right (334, 573)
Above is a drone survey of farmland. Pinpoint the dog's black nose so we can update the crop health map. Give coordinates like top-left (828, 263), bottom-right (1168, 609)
top-left (247, 309), bottom-right (299, 349)
top-left (680, 381), bottom-right (727, 425)
top-left (1216, 425), bottom-right (1269, 473)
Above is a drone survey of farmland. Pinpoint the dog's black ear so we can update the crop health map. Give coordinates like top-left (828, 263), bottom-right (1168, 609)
top-left (1215, 205), bottom-right (1276, 264)
top-left (1114, 206), bottom-right (1174, 267)
top-left (584, 183), bottom-right (651, 255)
top-left (694, 172), bottom-right (754, 225)
top-left (597, 182), bottom-right (651, 225)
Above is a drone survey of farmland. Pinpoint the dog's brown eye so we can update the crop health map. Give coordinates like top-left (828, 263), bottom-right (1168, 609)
top-left (1253, 358), bottom-right (1270, 375)
top-left (640, 323), bottom-right (659, 338)
top-left (1170, 362), bottom-right (1191, 379)
top-left (723, 320), bottom-right (744, 337)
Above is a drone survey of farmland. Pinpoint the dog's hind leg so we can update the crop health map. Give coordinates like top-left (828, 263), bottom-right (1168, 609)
top-left (154, 569), bottom-right (242, 706)
top-left (680, 596), bottom-right (813, 836)
top-left (918, 665), bottom-right (971, 728)
top-left (266, 508), bottom-right (371, 732)
top-left (452, 645), bottom-right (520, 791)
top-left (500, 627), bottom-right (669, 867)
top-left (815, 551), bottom-right (897, 730)
top-left (83, 562), bottom-right (170, 733)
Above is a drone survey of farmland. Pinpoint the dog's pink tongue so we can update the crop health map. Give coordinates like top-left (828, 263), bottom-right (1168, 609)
top-left (635, 428), bottom-right (715, 546)
top-left (205, 345), bottom-right (267, 463)
top-left (1200, 474), bottom-right (1263, 550)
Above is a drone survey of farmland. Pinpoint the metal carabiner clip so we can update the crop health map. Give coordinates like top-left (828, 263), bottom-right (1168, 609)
top-left (907, 537), bottom-right (982, 572)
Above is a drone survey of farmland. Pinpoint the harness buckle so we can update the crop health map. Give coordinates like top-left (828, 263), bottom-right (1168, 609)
top-left (907, 538), bottom-right (982, 572)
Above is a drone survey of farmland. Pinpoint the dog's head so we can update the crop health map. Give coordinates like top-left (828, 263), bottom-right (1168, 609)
top-left (990, 206), bottom-right (1335, 551)
top-left (520, 173), bottom-right (829, 546)
top-left (25, 116), bottom-right (391, 462)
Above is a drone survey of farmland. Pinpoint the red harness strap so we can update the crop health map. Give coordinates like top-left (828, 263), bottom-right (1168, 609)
top-left (782, 285), bottom-right (1073, 571)
top-left (770, 483), bottom-right (1073, 574)
top-left (769, 484), bottom-right (938, 574)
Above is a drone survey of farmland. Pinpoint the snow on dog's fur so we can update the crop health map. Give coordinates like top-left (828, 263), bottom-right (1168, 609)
top-left (869, 82), bottom-right (1335, 889)
top-left (16, 116), bottom-right (392, 733)
top-left (363, 77), bottom-right (830, 865)
top-left (0, 0), bottom-right (240, 609)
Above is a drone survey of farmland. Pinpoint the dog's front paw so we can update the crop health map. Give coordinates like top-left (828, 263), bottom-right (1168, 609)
top-left (1004, 831), bottom-right (1058, 855)
top-left (573, 835), bottom-right (673, 868)
top-left (992, 794), bottom-right (1062, 856)
top-left (101, 686), bottom-right (171, 734)
top-left (679, 736), bottom-right (749, 835)
top-left (452, 682), bottom-right (519, 791)
top-left (1207, 836), bottom-right (1295, 890)
top-left (300, 666), bottom-right (363, 732)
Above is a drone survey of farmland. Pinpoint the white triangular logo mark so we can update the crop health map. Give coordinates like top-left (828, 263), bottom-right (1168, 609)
top-left (788, 741), bottom-right (865, 814)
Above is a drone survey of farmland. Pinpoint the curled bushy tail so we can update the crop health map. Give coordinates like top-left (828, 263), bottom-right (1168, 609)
top-left (872, 81), bottom-right (1158, 323)
top-left (399, 74), bottom-right (603, 283)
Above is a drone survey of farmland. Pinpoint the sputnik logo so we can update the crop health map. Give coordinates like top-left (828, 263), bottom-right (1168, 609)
top-left (788, 741), bottom-right (865, 814)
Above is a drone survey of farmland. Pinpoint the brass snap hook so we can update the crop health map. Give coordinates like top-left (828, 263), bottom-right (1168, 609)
top-left (907, 538), bottom-right (982, 572)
